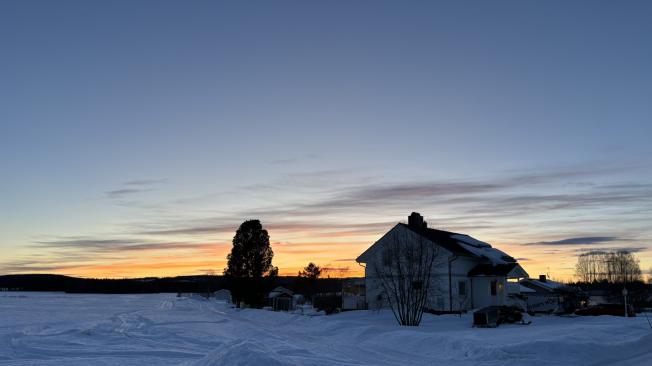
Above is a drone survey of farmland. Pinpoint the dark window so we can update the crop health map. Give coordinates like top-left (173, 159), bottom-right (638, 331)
top-left (412, 281), bottom-right (423, 290)
top-left (490, 280), bottom-right (497, 296)
top-left (458, 281), bottom-right (467, 296)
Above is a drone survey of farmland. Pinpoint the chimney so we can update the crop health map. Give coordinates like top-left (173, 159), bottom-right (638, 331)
top-left (408, 212), bottom-right (427, 229)
top-left (539, 275), bottom-right (546, 282)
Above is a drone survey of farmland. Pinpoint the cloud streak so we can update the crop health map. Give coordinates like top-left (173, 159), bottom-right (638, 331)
top-left (106, 178), bottom-right (167, 198)
top-left (525, 237), bottom-right (621, 246)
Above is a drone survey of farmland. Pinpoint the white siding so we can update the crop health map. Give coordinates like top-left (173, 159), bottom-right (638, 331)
top-left (360, 225), bottom-right (505, 311)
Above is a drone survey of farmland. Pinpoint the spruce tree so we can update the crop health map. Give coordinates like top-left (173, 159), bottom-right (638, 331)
top-left (225, 220), bottom-right (275, 307)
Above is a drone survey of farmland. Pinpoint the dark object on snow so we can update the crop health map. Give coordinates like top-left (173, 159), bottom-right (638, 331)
top-left (473, 306), bottom-right (523, 327)
top-left (313, 292), bottom-right (342, 314)
top-left (575, 303), bottom-right (636, 317)
top-left (425, 309), bottom-right (463, 316)
top-left (474, 307), bottom-right (499, 327)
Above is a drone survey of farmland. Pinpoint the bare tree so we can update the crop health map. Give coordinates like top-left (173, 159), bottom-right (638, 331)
top-left (575, 250), bottom-right (642, 283)
top-left (372, 229), bottom-right (443, 326)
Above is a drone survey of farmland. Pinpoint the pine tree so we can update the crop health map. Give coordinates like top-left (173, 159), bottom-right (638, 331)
top-left (299, 262), bottom-right (322, 280)
top-left (298, 262), bottom-right (322, 302)
top-left (225, 220), bottom-right (275, 307)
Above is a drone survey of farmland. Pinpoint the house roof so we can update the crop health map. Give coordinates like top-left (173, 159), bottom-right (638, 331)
top-left (520, 279), bottom-right (577, 293)
top-left (468, 263), bottom-right (529, 278)
top-left (399, 223), bottom-right (517, 265)
top-left (468, 263), bottom-right (518, 276)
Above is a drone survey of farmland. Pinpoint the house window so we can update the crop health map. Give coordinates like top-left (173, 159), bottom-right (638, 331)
top-left (412, 281), bottom-right (423, 290)
top-left (490, 280), bottom-right (497, 296)
top-left (458, 281), bottom-right (467, 296)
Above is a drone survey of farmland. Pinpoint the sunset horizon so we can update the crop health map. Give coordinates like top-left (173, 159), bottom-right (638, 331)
top-left (2, 1), bottom-right (651, 283)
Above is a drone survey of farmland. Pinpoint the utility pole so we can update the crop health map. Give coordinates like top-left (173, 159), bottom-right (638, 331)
top-left (622, 287), bottom-right (628, 317)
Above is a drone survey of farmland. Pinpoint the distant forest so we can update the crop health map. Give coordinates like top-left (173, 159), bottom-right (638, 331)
top-left (0, 274), bottom-right (349, 294)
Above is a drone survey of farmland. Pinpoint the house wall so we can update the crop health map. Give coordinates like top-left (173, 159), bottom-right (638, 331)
top-left (361, 225), bottom-right (492, 311)
top-left (471, 276), bottom-right (508, 309)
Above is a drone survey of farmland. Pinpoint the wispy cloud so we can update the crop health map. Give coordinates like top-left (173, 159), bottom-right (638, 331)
top-left (106, 178), bottom-right (167, 198)
top-left (140, 221), bottom-right (395, 237)
top-left (124, 179), bottom-right (168, 186)
top-left (525, 237), bottom-right (621, 246)
top-left (33, 237), bottom-right (219, 253)
top-left (4, 162), bottom-right (651, 278)
top-left (574, 246), bottom-right (649, 254)
top-left (106, 188), bottom-right (151, 198)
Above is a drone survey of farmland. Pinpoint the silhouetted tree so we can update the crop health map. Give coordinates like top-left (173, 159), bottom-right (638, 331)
top-left (575, 250), bottom-right (642, 284)
top-left (297, 262), bottom-right (322, 302)
top-left (299, 262), bottom-right (322, 280)
top-left (225, 220), bottom-right (275, 307)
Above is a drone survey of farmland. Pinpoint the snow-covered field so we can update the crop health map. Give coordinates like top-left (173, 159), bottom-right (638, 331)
top-left (1, 293), bottom-right (650, 366)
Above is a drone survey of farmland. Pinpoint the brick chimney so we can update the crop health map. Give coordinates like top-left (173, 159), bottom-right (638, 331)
top-left (408, 212), bottom-right (427, 228)
top-left (539, 275), bottom-right (547, 282)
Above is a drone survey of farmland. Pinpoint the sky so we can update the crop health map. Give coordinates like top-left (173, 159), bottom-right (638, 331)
top-left (1, 1), bottom-right (651, 280)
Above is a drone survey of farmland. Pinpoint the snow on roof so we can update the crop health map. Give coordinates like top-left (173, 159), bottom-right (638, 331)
top-left (269, 286), bottom-right (294, 298)
top-left (451, 234), bottom-right (490, 248)
top-left (521, 279), bottom-right (574, 293)
top-left (452, 234), bottom-right (515, 265)
top-left (519, 285), bottom-right (536, 293)
top-left (530, 279), bottom-right (566, 291)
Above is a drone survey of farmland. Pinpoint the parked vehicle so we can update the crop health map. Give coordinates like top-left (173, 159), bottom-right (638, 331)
top-left (575, 303), bottom-right (635, 317)
top-left (473, 305), bottom-right (524, 327)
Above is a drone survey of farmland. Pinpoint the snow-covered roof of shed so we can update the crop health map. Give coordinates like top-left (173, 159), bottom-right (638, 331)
top-left (268, 286), bottom-right (294, 298)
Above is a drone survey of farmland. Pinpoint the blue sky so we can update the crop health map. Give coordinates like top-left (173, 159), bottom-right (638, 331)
top-left (1, 1), bottom-right (651, 278)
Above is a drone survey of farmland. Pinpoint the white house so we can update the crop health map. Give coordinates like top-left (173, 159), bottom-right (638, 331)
top-left (356, 212), bottom-right (529, 311)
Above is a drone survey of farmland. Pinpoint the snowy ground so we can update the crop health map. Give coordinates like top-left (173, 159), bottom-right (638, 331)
top-left (1, 293), bottom-right (651, 366)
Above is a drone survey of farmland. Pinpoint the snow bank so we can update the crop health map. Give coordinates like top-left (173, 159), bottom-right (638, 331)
top-left (1, 292), bottom-right (650, 365)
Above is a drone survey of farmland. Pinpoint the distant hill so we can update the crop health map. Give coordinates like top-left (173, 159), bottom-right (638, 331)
top-left (0, 274), bottom-right (351, 294)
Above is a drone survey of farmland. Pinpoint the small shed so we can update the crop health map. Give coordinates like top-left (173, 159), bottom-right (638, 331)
top-left (268, 286), bottom-right (295, 311)
top-left (342, 278), bottom-right (366, 310)
top-left (212, 289), bottom-right (232, 303)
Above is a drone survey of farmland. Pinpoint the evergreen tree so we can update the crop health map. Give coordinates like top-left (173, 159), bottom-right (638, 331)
top-left (298, 262), bottom-right (322, 302)
top-left (225, 220), bottom-right (275, 307)
top-left (299, 262), bottom-right (322, 280)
